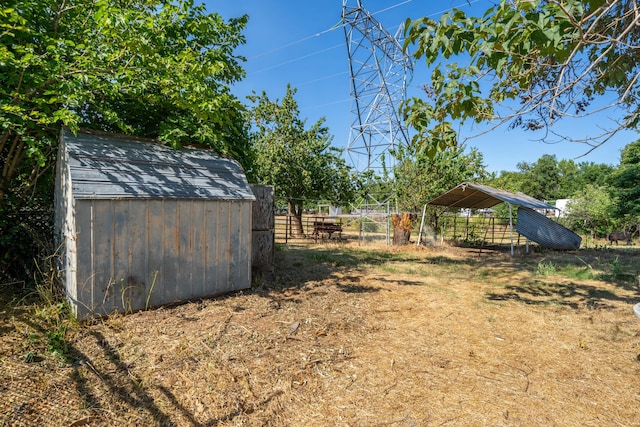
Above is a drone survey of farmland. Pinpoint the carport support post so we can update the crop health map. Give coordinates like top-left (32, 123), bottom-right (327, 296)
top-left (386, 201), bottom-right (391, 246)
top-left (508, 202), bottom-right (514, 256)
top-left (417, 203), bottom-right (427, 246)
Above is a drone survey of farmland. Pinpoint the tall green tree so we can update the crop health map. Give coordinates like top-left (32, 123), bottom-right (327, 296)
top-left (491, 155), bottom-right (616, 202)
top-left (1, 0), bottom-right (249, 207)
top-left (562, 184), bottom-right (615, 237)
top-left (248, 85), bottom-right (357, 236)
top-left (559, 160), bottom-right (615, 197)
top-left (516, 154), bottom-right (561, 200)
top-left (403, 0), bottom-right (640, 156)
top-left (577, 162), bottom-right (616, 188)
top-left (609, 139), bottom-right (640, 224)
top-left (0, 0), bottom-right (249, 284)
top-left (394, 145), bottom-right (488, 232)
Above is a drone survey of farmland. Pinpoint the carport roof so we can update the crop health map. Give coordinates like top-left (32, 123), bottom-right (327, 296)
top-left (427, 182), bottom-right (556, 211)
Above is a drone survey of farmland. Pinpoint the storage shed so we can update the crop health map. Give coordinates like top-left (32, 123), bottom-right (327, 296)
top-left (54, 129), bottom-right (255, 318)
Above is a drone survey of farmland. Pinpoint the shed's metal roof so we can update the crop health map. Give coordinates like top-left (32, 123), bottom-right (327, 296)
top-left (62, 129), bottom-right (255, 200)
top-left (427, 182), bottom-right (555, 211)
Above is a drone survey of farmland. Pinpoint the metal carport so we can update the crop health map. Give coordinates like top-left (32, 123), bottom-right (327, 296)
top-left (425, 182), bottom-right (581, 254)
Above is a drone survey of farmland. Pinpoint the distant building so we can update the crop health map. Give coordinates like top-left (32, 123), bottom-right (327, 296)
top-left (555, 199), bottom-right (573, 218)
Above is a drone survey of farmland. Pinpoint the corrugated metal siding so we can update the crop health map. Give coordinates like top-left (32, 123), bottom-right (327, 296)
top-left (515, 207), bottom-right (582, 250)
top-left (73, 199), bottom-right (252, 317)
top-left (428, 182), bottom-right (556, 211)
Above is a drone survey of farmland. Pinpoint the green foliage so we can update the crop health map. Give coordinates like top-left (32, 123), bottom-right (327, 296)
top-left (37, 260), bottom-right (75, 361)
top-left (1, 0), bottom-right (250, 284)
top-left (1, 0), bottom-right (250, 205)
top-left (490, 155), bottom-right (615, 202)
top-left (248, 85), bottom-right (358, 229)
top-left (515, 154), bottom-right (561, 200)
top-left (535, 259), bottom-right (556, 277)
top-left (599, 256), bottom-right (638, 284)
top-left (560, 265), bottom-right (594, 281)
top-left (609, 139), bottom-right (640, 221)
top-left (403, 0), bottom-right (640, 155)
top-left (393, 144), bottom-right (488, 230)
top-left (561, 184), bottom-right (615, 236)
top-left (532, 256), bottom-right (595, 280)
top-left (45, 319), bottom-right (69, 360)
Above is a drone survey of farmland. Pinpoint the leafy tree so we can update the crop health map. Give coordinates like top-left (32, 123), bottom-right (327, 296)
top-left (491, 154), bottom-right (616, 204)
top-left (1, 0), bottom-right (249, 207)
top-left (0, 0), bottom-right (249, 284)
top-left (248, 85), bottom-right (357, 236)
top-left (577, 162), bottom-right (616, 188)
top-left (516, 154), bottom-right (561, 200)
top-left (557, 159), bottom-right (581, 197)
top-left (609, 139), bottom-right (640, 225)
top-left (489, 170), bottom-right (524, 194)
top-left (403, 0), bottom-right (640, 156)
top-left (561, 184), bottom-right (615, 237)
top-left (393, 145), bottom-right (488, 233)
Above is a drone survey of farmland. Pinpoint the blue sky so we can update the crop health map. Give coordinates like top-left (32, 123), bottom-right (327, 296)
top-left (207, 0), bottom-right (636, 173)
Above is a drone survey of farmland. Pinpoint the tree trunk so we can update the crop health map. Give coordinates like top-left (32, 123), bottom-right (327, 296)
top-left (392, 213), bottom-right (416, 245)
top-left (288, 201), bottom-right (305, 237)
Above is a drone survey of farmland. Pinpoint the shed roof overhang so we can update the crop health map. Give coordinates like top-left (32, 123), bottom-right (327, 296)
top-left (427, 182), bottom-right (556, 211)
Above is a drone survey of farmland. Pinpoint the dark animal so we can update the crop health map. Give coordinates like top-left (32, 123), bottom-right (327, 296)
top-left (607, 231), bottom-right (631, 245)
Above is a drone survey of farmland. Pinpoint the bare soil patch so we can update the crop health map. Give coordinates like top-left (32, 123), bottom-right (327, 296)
top-left (1, 243), bottom-right (640, 426)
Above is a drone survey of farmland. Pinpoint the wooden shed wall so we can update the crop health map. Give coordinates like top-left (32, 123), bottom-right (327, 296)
top-left (71, 198), bottom-right (252, 318)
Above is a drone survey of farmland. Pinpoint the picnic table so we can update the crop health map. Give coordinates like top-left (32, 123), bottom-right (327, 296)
top-left (311, 218), bottom-right (343, 241)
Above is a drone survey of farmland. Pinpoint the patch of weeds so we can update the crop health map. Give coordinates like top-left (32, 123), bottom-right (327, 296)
top-left (25, 251), bottom-right (78, 363)
top-left (46, 326), bottom-right (69, 361)
top-left (535, 259), bottom-right (556, 277)
top-left (23, 351), bottom-right (39, 363)
top-left (478, 269), bottom-right (492, 280)
top-left (558, 265), bottom-right (595, 281)
top-left (310, 251), bottom-right (332, 263)
top-left (378, 263), bottom-right (400, 275)
top-left (598, 256), bottom-right (638, 284)
top-left (555, 257), bottom-right (595, 281)
top-left (36, 300), bottom-right (75, 362)
top-left (610, 257), bottom-right (627, 280)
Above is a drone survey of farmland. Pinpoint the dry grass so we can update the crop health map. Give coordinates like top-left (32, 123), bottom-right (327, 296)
top-left (1, 242), bottom-right (640, 426)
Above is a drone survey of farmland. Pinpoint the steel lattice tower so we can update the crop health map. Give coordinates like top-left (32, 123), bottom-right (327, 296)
top-left (342, 0), bottom-right (413, 173)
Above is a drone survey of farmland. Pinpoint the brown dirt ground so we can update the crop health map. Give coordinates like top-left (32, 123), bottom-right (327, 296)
top-left (1, 243), bottom-right (640, 426)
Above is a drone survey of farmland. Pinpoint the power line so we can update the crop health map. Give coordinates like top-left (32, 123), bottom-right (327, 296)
top-left (249, 0), bottom-right (481, 62)
top-left (243, 1), bottom-right (484, 118)
top-left (297, 71), bottom-right (349, 87)
top-left (250, 20), bottom-right (344, 60)
top-left (300, 98), bottom-right (351, 112)
top-left (248, 43), bottom-right (344, 75)
top-left (370, 0), bottom-right (413, 16)
top-left (247, 0), bottom-right (419, 61)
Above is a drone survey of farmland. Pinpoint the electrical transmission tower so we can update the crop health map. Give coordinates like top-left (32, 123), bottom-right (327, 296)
top-left (342, 0), bottom-right (413, 174)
